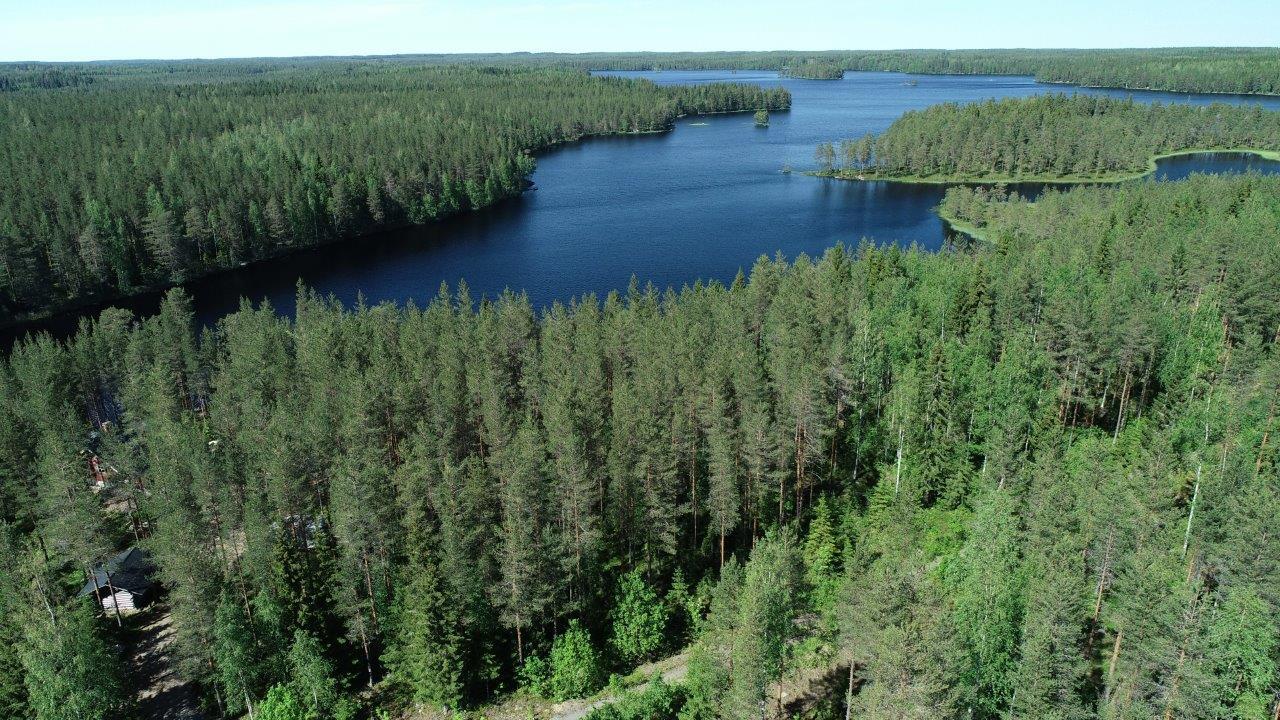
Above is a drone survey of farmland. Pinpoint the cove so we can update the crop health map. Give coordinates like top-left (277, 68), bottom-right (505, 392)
top-left (8, 71), bottom-right (1280, 345)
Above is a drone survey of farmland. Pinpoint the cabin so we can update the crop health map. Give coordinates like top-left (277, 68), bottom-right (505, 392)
top-left (78, 546), bottom-right (156, 614)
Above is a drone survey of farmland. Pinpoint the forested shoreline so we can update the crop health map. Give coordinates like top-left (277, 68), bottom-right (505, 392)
top-left (814, 94), bottom-right (1280, 182)
top-left (7, 48), bottom-right (1280, 98)
top-left (2, 173), bottom-right (1278, 719)
top-left (0, 64), bottom-right (788, 327)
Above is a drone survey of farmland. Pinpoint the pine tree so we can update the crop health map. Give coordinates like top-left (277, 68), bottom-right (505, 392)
top-left (388, 554), bottom-right (465, 711)
top-left (728, 532), bottom-right (804, 720)
top-left (495, 415), bottom-right (554, 662)
top-left (16, 549), bottom-right (128, 720)
top-left (949, 489), bottom-right (1024, 718)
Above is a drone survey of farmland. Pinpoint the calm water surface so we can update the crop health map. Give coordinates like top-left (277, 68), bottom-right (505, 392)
top-left (12, 71), bottom-right (1280, 340)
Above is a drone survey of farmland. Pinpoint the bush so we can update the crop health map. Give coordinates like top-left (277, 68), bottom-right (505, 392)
top-left (257, 684), bottom-right (314, 720)
top-left (550, 621), bottom-right (604, 700)
top-left (585, 676), bottom-right (686, 720)
top-left (518, 654), bottom-right (551, 698)
top-left (611, 570), bottom-right (667, 665)
top-left (677, 645), bottom-right (729, 720)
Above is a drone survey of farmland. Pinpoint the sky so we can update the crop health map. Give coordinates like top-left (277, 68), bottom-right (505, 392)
top-left (2, 0), bottom-right (1278, 63)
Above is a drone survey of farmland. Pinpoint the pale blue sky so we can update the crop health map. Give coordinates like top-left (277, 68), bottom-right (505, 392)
top-left (2, 0), bottom-right (1278, 62)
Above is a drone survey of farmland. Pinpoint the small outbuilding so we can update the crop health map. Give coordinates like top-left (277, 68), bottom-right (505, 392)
top-left (78, 546), bottom-right (156, 614)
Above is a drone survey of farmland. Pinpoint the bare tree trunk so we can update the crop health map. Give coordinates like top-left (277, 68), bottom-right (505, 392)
top-left (719, 522), bottom-right (726, 570)
top-left (844, 662), bottom-right (856, 720)
top-left (1113, 368), bottom-right (1132, 444)
top-left (362, 551), bottom-right (381, 631)
top-left (104, 568), bottom-right (123, 626)
top-left (1182, 465), bottom-right (1202, 558)
top-left (355, 609), bottom-right (375, 688)
top-left (893, 427), bottom-right (904, 496)
top-left (1104, 630), bottom-right (1123, 701)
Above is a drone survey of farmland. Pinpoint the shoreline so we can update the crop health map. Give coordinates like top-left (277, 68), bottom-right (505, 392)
top-left (940, 214), bottom-right (993, 245)
top-left (812, 148), bottom-right (1280, 186)
top-left (1, 104), bottom-right (783, 336)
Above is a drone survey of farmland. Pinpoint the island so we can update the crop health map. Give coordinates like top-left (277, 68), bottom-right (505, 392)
top-left (780, 61), bottom-right (844, 80)
top-left (813, 94), bottom-right (1280, 183)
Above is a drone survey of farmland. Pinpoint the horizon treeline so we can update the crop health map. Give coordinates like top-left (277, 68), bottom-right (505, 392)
top-left (7, 48), bottom-right (1280, 97)
top-left (435, 48), bottom-right (1280, 95)
top-left (815, 94), bottom-right (1280, 180)
top-left (0, 64), bottom-right (788, 325)
top-left (1, 173), bottom-right (1278, 719)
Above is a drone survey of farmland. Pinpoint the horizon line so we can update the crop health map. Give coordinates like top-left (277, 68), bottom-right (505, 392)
top-left (4, 45), bottom-right (1279, 66)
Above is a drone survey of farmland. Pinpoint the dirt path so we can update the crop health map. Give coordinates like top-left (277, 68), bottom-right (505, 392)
top-left (551, 652), bottom-right (690, 720)
top-left (126, 604), bottom-right (204, 720)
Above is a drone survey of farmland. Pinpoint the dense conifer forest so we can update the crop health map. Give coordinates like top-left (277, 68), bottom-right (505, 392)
top-left (815, 94), bottom-right (1280, 181)
top-left (2, 172), bottom-right (1279, 719)
top-left (7, 48), bottom-right (1280, 97)
top-left (430, 48), bottom-right (1280, 95)
top-left (0, 63), bottom-right (788, 325)
top-left (779, 62), bottom-right (844, 80)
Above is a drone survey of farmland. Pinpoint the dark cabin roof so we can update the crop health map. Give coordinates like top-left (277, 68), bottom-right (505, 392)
top-left (78, 547), bottom-right (154, 598)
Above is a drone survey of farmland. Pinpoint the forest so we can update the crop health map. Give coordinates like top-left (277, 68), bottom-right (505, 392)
top-left (779, 62), bottom-right (844, 80)
top-left (2, 171), bottom-right (1278, 719)
top-left (424, 48), bottom-right (1280, 95)
top-left (0, 63), bottom-right (788, 325)
top-left (7, 48), bottom-right (1280, 97)
top-left (815, 94), bottom-right (1280, 181)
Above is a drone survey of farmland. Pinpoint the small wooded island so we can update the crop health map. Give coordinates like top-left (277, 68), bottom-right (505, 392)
top-left (780, 61), bottom-right (845, 80)
top-left (814, 94), bottom-right (1280, 183)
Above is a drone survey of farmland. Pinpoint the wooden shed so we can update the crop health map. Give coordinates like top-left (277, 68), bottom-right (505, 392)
top-left (78, 546), bottom-right (156, 614)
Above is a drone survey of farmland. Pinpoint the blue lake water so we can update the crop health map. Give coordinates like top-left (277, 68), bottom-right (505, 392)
top-left (10, 71), bottom-right (1280, 341)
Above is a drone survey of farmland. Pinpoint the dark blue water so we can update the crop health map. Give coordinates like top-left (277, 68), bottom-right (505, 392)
top-left (11, 71), bottom-right (1280, 341)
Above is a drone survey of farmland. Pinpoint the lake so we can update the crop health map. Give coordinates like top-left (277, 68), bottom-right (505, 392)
top-left (10, 70), bottom-right (1280, 341)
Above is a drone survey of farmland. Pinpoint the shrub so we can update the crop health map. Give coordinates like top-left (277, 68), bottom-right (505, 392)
top-left (611, 569), bottom-right (667, 665)
top-left (257, 684), bottom-right (314, 720)
top-left (518, 654), bottom-right (551, 698)
top-left (586, 676), bottom-right (686, 720)
top-left (550, 620), bottom-right (604, 700)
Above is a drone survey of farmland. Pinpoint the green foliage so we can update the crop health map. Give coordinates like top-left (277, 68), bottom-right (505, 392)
top-left (1206, 587), bottom-right (1278, 718)
top-left (585, 676), bottom-right (686, 720)
top-left (518, 654), bottom-right (552, 698)
top-left (287, 630), bottom-right (340, 718)
top-left (825, 94), bottom-right (1280, 180)
top-left (18, 597), bottom-right (129, 720)
top-left (803, 496), bottom-right (840, 609)
top-left (550, 621), bottom-right (605, 700)
top-left (781, 62), bottom-right (844, 80)
top-left (213, 592), bottom-right (274, 716)
top-left (0, 527), bottom-right (29, 720)
top-left (0, 63), bottom-right (788, 322)
top-left (727, 532), bottom-right (805, 718)
top-left (257, 684), bottom-right (314, 720)
top-left (386, 557), bottom-right (466, 710)
top-left (947, 489), bottom-right (1023, 718)
top-left (679, 644), bottom-right (730, 720)
top-left (491, 48), bottom-right (1280, 95)
top-left (610, 569), bottom-right (668, 666)
top-left (3, 172), bottom-right (1280, 719)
